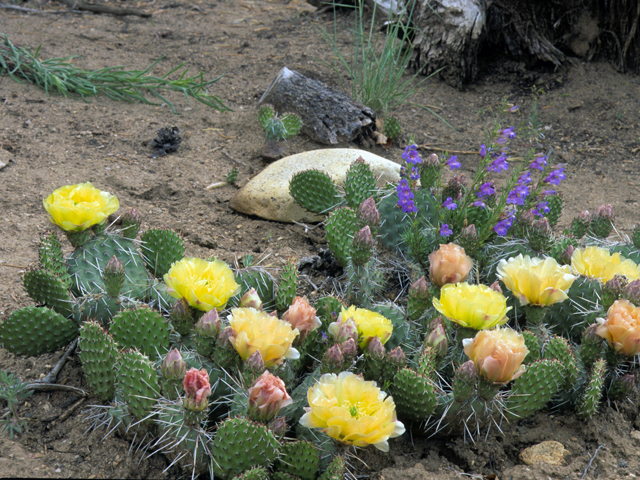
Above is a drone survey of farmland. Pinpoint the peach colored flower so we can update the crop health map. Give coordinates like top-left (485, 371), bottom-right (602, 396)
top-left (299, 372), bottom-right (405, 452)
top-left (228, 307), bottom-right (299, 367)
top-left (43, 182), bottom-right (119, 232)
top-left (183, 368), bottom-right (212, 411)
top-left (429, 243), bottom-right (473, 287)
top-left (463, 328), bottom-right (528, 384)
top-left (282, 296), bottom-right (321, 341)
top-left (596, 299), bottom-right (640, 356)
top-left (164, 257), bottom-right (240, 311)
top-left (497, 254), bottom-right (576, 306)
top-left (247, 371), bottom-right (292, 422)
top-left (328, 306), bottom-right (393, 348)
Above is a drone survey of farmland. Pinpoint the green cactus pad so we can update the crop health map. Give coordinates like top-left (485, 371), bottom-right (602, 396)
top-left (325, 207), bottom-right (360, 267)
top-left (344, 159), bottom-right (376, 210)
top-left (543, 336), bottom-right (578, 389)
top-left (505, 359), bottom-right (564, 420)
top-left (39, 231), bottom-right (71, 287)
top-left (289, 169), bottom-right (341, 215)
top-left (78, 320), bottom-right (118, 401)
top-left (71, 292), bottom-right (123, 324)
top-left (545, 193), bottom-right (563, 227)
top-left (576, 357), bottom-right (607, 420)
top-left (276, 259), bottom-right (299, 313)
top-left (280, 113), bottom-right (303, 139)
top-left (392, 367), bottom-right (437, 421)
top-left (211, 417), bottom-right (280, 479)
top-left (115, 349), bottom-right (160, 421)
top-left (228, 268), bottom-right (276, 311)
top-left (383, 116), bottom-right (402, 141)
top-left (110, 307), bottom-right (170, 359)
top-left (521, 330), bottom-right (541, 364)
top-left (318, 455), bottom-right (346, 480)
top-left (67, 234), bottom-right (151, 299)
top-left (546, 276), bottom-right (603, 340)
top-left (271, 472), bottom-right (302, 480)
top-left (140, 228), bottom-right (185, 278)
top-left (232, 466), bottom-right (270, 480)
top-left (0, 306), bottom-right (79, 357)
top-left (23, 268), bottom-right (74, 317)
top-left (257, 104), bottom-right (276, 128)
top-left (378, 188), bottom-right (438, 250)
top-left (276, 440), bottom-right (320, 480)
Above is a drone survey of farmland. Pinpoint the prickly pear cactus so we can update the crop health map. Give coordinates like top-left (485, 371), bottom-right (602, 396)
top-left (344, 158), bottom-right (376, 210)
top-left (276, 258), bottom-right (299, 313)
top-left (38, 231), bottom-right (71, 287)
top-left (211, 417), bottom-right (280, 479)
top-left (115, 349), bottom-right (160, 421)
top-left (275, 440), bottom-right (320, 480)
top-left (576, 357), bottom-right (607, 420)
top-left (0, 306), bottom-right (79, 357)
top-left (109, 307), bottom-right (170, 359)
top-left (23, 269), bottom-right (74, 317)
top-left (392, 368), bottom-right (438, 421)
top-left (289, 169), bottom-right (341, 215)
top-left (505, 359), bottom-right (564, 420)
top-left (140, 228), bottom-right (185, 278)
top-left (325, 207), bottom-right (361, 267)
top-left (78, 320), bottom-right (118, 402)
top-left (383, 116), bottom-right (402, 141)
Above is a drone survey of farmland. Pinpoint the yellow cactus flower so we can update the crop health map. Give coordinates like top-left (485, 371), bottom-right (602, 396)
top-left (463, 327), bottom-right (529, 384)
top-left (433, 283), bottom-right (510, 330)
top-left (595, 299), bottom-right (640, 356)
top-left (228, 307), bottom-right (299, 367)
top-left (333, 306), bottom-right (393, 348)
top-left (497, 254), bottom-right (577, 306)
top-left (299, 372), bottom-right (405, 452)
top-left (164, 257), bottom-right (240, 311)
top-left (43, 183), bottom-right (119, 232)
top-left (571, 246), bottom-right (640, 283)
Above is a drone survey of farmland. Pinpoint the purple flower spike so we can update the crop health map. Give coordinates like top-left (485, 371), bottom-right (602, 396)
top-left (544, 165), bottom-right (566, 185)
top-left (532, 201), bottom-right (550, 217)
top-left (480, 144), bottom-right (487, 158)
top-left (494, 215), bottom-right (514, 236)
top-left (443, 197), bottom-right (457, 210)
top-left (501, 127), bottom-right (516, 139)
top-left (402, 145), bottom-right (422, 165)
top-left (439, 224), bottom-right (453, 237)
top-left (447, 155), bottom-right (461, 170)
top-left (477, 182), bottom-right (495, 198)
top-left (529, 155), bottom-right (547, 171)
top-left (487, 156), bottom-right (509, 173)
top-left (410, 166), bottom-right (420, 181)
top-left (396, 179), bottom-right (417, 214)
top-left (518, 171), bottom-right (533, 185)
top-left (472, 200), bottom-right (486, 209)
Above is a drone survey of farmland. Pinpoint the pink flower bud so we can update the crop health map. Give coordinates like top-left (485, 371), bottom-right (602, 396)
top-left (183, 368), bottom-right (212, 411)
top-left (457, 359), bottom-right (478, 383)
top-left (218, 326), bottom-right (236, 348)
top-left (329, 317), bottom-right (359, 344)
top-left (323, 344), bottom-right (344, 368)
top-left (595, 204), bottom-right (615, 222)
top-left (247, 371), bottom-right (292, 422)
top-left (358, 197), bottom-right (380, 228)
top-left (387, 347), bottom-right (407, 367)
top-left (624, 280), bottom-right (640, 305)
top-left (460, 224), bottom-right (478, 241)
top-left (339, 338), bottom-right (357, 360)
top-left (409, 276), bottom-right (430, 300)
top-left (577, 210), bottom-right (592, 222)
top-left (425, 323), bottom-right (448, 357)
top-left (238, 288), bottom-right (263, 310)
top-left (195, 308), bottom-right (220, 337)
top-left (560, 244), bottom-right (575, 265)
top-left (245, 350), bottom-right (265, 372)
top-left (105, 255), bottom-right (124, 275)
top-left (489, 281), bottom-right (503, 294)
top-left (268, 416), bottom-right (288, 436)
top-left (282, 296), bottom-right (321, 342)
top-left (161, 348), bottom-right (187, 380)
top-left (366, 336), bottom-right (386, 359)
top-left (532, 217), bottom-right (551, 235)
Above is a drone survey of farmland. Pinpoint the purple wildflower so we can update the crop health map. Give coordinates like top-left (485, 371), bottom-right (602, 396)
top-left (501, 127), bottom-right (516, 139)
top-left (494, 214), bottom-right (515, 236)
top-left (518, 171), bottom-right (533, 185)
top-left (443, 197), bottom-right (457, 210)
top-left (529, 155), bottom-right (547, 171)
top-left (480, 144), bottom-right (487, 159)
top-left (532, 201), bottom-right (550, 217)
top-left (410, 166), bottom-right (420, 181)
top-left (507, 184), bottom-right (530, 206)
top-left (472, 200), bottom-right (486, 209)
top-left (439, 224), bottom-right (453, 237)
top-left (402, 145), bottom-right (422, 165)
top-left (487, 156), bottom-right (509, 173)
top-left (447, 155), bottom-right (461, 170)
top-left (509, 105), bottom-right (519, 112)
top-left (476, 182), bottom-right (495, 197)
top-left (544, 165), bottom-right (566, 185)
top-left (542, 189), bottom-right (556, 196)
top-left (396, 179), bottom-right (417, 214)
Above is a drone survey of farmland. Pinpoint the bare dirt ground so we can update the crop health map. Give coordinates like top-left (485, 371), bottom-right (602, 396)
top-left (1, 1), bottom-right (640, 478)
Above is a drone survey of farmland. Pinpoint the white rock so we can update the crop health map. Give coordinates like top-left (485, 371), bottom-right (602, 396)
top-left (229, 149), bottom-right (400, 223)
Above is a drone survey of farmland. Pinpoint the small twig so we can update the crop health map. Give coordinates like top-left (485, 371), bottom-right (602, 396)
top-left (0, 3), bottom-right (83, 14)
top-left (25, 382), bottom-right (87, 397)
top-left (417, 145), bottom-right (479, 155)
top-left (58, 397), bottom-right (86, 422)
top-left (56, 0), bottom-right (151, 17)
top-left (29, 339), bottom-right (78, 385)
top-left (221, 150), bottom-right (248, 167)
top-left (581, 444), bottom-right (605, 479)
top-left (0, 262), bottom-right (29, 268)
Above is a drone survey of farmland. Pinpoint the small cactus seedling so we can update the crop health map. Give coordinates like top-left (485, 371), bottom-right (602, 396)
top-left (258, 104), bottom-right (302, 141)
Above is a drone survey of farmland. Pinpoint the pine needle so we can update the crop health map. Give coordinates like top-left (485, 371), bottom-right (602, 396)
top-left (0, 34), bottom-right (231, 114)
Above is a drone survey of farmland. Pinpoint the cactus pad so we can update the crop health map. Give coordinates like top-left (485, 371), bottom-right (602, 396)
top-left (39, 231), bottom-right (71, 287)
top-left (576, 357), bottom-right (607, 420)
top-left (110, 307), bottom-right (170, 359)
top-left (276, 258), bottom-right (299, 313)
top-left (344, 158), bottom-right (376, 210)
top-left (392, 368), bottom-right (437, 421)
top-left (115, 349), bottom-right (160, 421)
top-left (325, 207), bottom-right (360, 267)
top-left (276, 440), bottom-right (320, 480)
top-left (141, 228), bottom-right (185, 278)
top-left (79, 320), bottom-right (118, 401)
top-left (0, 306), bottom-right (79, 357)
top-left (505, 359), bottom-right (564, 420)
top-left (23, 268), bottom-right (74, 317)
top-left (289, 169), bottom-right (341, 215)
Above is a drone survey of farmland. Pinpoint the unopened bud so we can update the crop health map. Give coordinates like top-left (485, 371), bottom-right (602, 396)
top-left (329, 318), bottom-right (359, 344)
top-left (218, 326), bottom-right (236, 349)
top-left (582, 323), bottom-right (601, 343)
top-left (457, 359), bottom-right (478, 383)
top-left (425, 153), bottom-right (439, 166)
top-left (532, 217), bottom-right (551, 235)
top-left (161, 348), bottom-right (187, 380)
top-left (366, 336), bottom-right (386, 359)
top-left (323, 344), bottom-right (344, 369)
top-left (577, 210), bottom-right (591, 223)
top-left (121, 207), bottom-right (142, 239)
top-left (560, 244), bottom-right (575, 265)
top-left (339, 338), bottom-right (357, 360)
top-left (460, 224), bottom-right (478, 241)
top-left (195, 308), bottom-right (220, 337)
top-left (268, 416), bottom-right (288, 437)
top-left (358, 196), bottom-right (380, 229)
top-left (595, 204), bottom-right (615, 222)
top-left (387, 347), bottom-right (407, 367)
top-left (247, 370), bottom-right (292, 422)
top-left (239, 287), bottom-right (263, 310)
top-left (425, 323), bottom-right (448, 357)
top-left (103, 255), bottom-right (125, 298)
top-left (245, 350), bottom-right (265, 372)
top-left (489, 280), bottom-right (503, 294)
top-left (351, 225), bottom-right (375, 265)
top-left (409, 276), bottom-right (430, 300)
top-left (624, 280), bottom-right (640, 304)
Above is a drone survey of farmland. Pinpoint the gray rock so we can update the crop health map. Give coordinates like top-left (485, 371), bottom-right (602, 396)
top-left (229, 149), bottom-right (400, 223)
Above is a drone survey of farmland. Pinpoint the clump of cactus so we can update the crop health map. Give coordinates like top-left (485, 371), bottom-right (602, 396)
top-left (3, 100), bottom-right (640, 479)
top-left (257, 104), bottom-right (302, 142)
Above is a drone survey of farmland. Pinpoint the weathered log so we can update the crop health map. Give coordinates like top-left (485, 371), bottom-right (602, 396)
top-left (258, 67), bottom-right (375, 145)
top-left (409, 0), bottom-right (487, 89)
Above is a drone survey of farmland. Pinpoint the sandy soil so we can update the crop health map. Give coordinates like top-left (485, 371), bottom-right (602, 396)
top-left (1, 1), bottom-right (640, 478)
